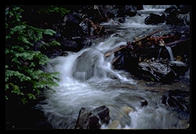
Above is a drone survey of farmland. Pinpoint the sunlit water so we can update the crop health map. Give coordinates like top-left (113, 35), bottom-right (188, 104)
top-left (37, 5), bottom-right (190, 129)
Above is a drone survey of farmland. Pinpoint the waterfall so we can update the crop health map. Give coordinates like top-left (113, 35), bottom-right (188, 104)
top-left (143, 5), bottom-right (172, 10)
top-left (165, 46), bottom-right (174, 61)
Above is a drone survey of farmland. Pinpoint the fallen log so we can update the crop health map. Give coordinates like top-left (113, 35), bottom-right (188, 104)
top-left (165, 39), bottom-right (188, 47)
top-left (111, 55), bottom-right (122, 64)
top-left (85, 18), bottom-right (105, 35)
top-left (104, 45), bottom-right (126, 57)
top-left (133, 29), bottom-right (162, 43)
top-left (104, 30), bottom-right (162, 57)
top-left (94, 5), bottom-right (105, 19)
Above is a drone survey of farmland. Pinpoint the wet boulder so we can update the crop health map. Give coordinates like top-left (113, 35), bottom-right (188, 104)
top-left (113, 48), bottom-right (139, 74)
top-left (164, 6), bottom-right (179, 16)
top-left (75, 105), bottom-right (110, 129)
top-left (136, 5), bottom-right (143, 10)
top-left (169, 60), bottom-right (188, 76)
top-left (138, 61), bottom-right (176, 82)
top-left (140, 99), bottom-right (148, 107)
top-left (102, 5), bottom-right (118, 19)
top-left (177, 5), bottom-right (191, 14)
top-left (79, 19), bottom-right (90, 36)
top-left (61, 38), bottom-right (82, 52)
top-left (164, 6), bottom-right (190, 25)
top-left (117, 5), bottom-right (137, 17)
top-left (145, 13), bottom-right (165, 25)
top-left (62, 12), bottom-right (84, 38)
top-left (176, 13), bottom-right (190, 25)
top-left (124, 5), bottom-right (137, 17)
top-left (161, 90), bottom-right (190, 120)
top-left (72, 50), bottom-right (104, 81)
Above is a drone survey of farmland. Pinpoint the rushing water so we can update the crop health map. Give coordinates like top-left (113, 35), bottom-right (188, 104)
top-left (165, 46), bottom-right (175, 61)
top-left (37, 5), bottom-right (190, 129)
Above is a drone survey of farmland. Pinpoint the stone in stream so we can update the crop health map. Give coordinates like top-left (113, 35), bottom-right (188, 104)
top-left (121, 106), bottom-right (134, 116)
top-left (108, 120), bottom-right (120, 129)
top-left (164, 6), bottom-right (190, 25)
top-left (161, 90), bottom-right (190, 120)
top-left (138, 60), bottom-right (176, 82)
top-left (140, 99), bottom-right (148, 107)
top-left (72, 50), bottom-right (102, 81)
top-left (145, 13), bottom-right (165, 25)
top-left (75, 105), bottom-right (110, 129)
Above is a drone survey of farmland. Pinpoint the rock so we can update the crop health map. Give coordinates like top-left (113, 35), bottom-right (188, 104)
top-left (113, 48), bottom-right (139, 74)
top-left (164, 6), bottom-right (190, 25)
top-left (169, 61), bottom-right (188, 77)
top-left (164, 6), bottom-right (179, 16)
top-left (177, 13), bottom-right (190, 25)
top-left (75, 105), bottom-right (110, 129)
top-left (118, 17), bottom-right (125, 23)
top-left (72, 50), bottom-right (102, 81)
top-left (102, 5), bottom-right (118, 19)
top-left (62, 12), bottom-right (84, 38)
top-left (177, 5), bottom-right (191, 14)
top-left (121, 106), bottom-right (134, 115)
top-left (140, 99), bottom-right (148, 107)
top-left (92, 105), bottom-right (110, 124)
top-left (108, 120), bottom-right (120, 129)
top-left (138, 61), bottom-right (176, 82)
top-left (79, 19), bottom-right (90, 36)
top-left (145, 13), bottom-right (165, 25)
top-left (61, 38), bottom-right (82, 52)
top-left (117, 5), bottom-right (137, 17)
top-left (161, 90), bottom-right (190, 120)
top-left (136, 5), bottom-right (143, 10)
top-left (124, 5), bottom-right (137, 17)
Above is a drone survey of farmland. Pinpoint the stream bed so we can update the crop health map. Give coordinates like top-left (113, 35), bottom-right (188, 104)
top-left (37, 5), bottom-right (190, 129)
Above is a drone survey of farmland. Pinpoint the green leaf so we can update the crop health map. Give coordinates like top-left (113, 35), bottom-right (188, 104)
top-left (10, 83), bottom-right (21, 95)
top-left (5, 70), bottom-right (31, 82)
top-left (10, 25), bottom-right (26, 35)
top-left (44, 29), bottom-right (56, 36)
top-left (21, 97), bottom-right (27, 104)
top-left (27, 93), bottom-right (36, 100)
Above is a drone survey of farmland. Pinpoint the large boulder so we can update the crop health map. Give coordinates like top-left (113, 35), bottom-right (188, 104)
top-left (62, 12), bottom-right (84, 38)
top-left (113, 47), bottom-right (139, 74)
top-left (161, 90), bottom-right (190, 120)
top-left (75, 105), bottom-right (110, 129)
top-left (117, 5), bottom-right (137, 17)
top-left (164, 6), bottom-right (190, 25)
top-left (177, 5), bottom-right (191, 14)
top-left (61, 38), bottom-right (82, 52)
top-left (138, 60), bottom-right (176, 82)
top-left (72, 49), bottom-right (104, 81)
top-left (101, 5), bottom-right (118, 19)
top-left (144, 13), bottom-right (165, 25)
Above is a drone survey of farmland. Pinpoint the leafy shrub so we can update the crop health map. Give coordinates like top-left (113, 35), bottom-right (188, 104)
top-left (5, 6), bottom-right (60, 104)
top-left (37, 5), bottom-right (70, 17)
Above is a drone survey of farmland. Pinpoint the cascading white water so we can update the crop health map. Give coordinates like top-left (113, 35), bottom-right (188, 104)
top-left (37, 5), bottom-right (189, 129)
top-left (143, 5), bottom-right (172, 10)
top-left (165, 46), bottom-right (175, 61)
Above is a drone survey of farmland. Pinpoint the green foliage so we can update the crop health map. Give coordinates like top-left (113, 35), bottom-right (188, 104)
top-left (5, 6), bottom-right (60, 104)
top-left (37, 6), bottom-right (70, 17)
